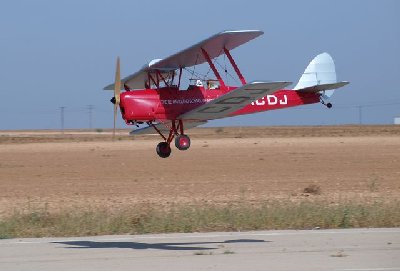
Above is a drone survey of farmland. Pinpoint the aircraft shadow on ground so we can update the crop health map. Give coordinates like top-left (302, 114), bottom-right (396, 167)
top-left (53, 239), bottom-right (268, 251)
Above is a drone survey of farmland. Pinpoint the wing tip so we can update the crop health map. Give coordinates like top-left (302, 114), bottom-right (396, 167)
top-left (220, 29), bottom-right (264, 36)
top-left (103, 85), bottom-right (113, 90)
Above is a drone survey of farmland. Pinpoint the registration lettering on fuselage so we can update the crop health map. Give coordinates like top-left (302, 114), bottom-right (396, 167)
top-left (251, 94), bottom-right (288, 106)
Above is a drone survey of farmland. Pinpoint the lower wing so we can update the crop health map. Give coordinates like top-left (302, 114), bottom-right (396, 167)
top-left (179, 81), bottom-right (292, 121)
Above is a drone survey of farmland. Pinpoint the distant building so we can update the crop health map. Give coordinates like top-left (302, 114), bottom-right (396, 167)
top-left (395, 117), bottom-right (400, 125)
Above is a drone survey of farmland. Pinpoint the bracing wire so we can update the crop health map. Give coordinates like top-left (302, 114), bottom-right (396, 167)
top-left (214, 58), bottom-right (240, 85)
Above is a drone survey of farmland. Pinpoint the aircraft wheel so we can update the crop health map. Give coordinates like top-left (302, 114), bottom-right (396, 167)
top-left (156, 142), bottom-right (171, 158)
top-left (326, 103), bottom-right (333, 108)
top-left (175, 135), bottom-right (191, 150)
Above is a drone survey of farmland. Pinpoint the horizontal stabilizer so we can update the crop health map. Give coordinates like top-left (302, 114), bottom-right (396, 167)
top-left (295, 81), bottom-right (349, 93)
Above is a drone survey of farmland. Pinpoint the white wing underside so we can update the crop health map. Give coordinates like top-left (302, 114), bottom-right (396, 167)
top-left (130, 121), bottom-right (206, 135)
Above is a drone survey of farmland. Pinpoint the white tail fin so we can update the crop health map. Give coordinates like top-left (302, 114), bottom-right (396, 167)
top-left (294, 52), bottom-right (337, 98)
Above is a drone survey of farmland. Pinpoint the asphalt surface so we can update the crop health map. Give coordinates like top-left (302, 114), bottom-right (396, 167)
top-left (0, 228), bottom-right (399, 271)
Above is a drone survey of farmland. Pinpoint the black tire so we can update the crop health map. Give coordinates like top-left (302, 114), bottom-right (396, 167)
top-left (175, 135), bottom-right (191, 150)
top-left (156, 142), bottom-right (171, 158)
top-left (326, 103), bottom-right (333, 108)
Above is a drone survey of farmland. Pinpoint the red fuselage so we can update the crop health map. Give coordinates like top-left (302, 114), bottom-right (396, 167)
top-left (119, 85), bottom-right (320, 124)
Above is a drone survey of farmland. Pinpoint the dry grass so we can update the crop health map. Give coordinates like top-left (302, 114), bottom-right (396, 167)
top-left (1, 200), bottom-right (399, 239)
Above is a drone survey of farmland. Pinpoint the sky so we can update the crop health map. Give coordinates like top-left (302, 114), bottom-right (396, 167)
top-left (0, 0), bottom-right (399, 130)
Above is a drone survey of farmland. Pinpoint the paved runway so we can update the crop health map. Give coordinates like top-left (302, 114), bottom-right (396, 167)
top-left (0, 228), bottom-right (399, 271)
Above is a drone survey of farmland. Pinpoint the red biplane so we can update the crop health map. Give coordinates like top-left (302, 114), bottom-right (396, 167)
top-left (104, 30), bottom-right (349, 158)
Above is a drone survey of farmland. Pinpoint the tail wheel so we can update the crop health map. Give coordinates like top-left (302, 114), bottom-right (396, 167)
top-left (156, 142), bottom-right (171, 158)
top-left (175, 135), bottom-right (191, 151)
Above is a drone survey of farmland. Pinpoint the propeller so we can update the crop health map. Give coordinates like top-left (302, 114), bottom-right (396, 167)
top-left (111, 57), bottom-right (121, 140)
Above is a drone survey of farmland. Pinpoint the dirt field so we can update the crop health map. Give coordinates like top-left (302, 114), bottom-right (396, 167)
top-left (0, 126), bottom-right (399, 217)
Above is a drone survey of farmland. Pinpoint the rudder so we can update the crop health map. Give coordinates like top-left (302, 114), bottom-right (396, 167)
top-left (294, 52), bottom-right (337, 98)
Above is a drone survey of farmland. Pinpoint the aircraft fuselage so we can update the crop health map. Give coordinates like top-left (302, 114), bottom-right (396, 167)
top-left (119, 85), bottom-right (320, 124)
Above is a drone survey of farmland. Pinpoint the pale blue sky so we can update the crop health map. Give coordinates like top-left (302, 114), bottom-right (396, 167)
top-left (0, 0), bottom-right (399, 129)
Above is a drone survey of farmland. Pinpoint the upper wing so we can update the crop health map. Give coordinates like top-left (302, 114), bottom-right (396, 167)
top-left (149, 30), bottom-right (263, 70)
top-left (104, 30), bottom-right (263, 90)
top-left (130, 121), bottom-right (207, 135)
top-left (179, 81), bottom-right (292, 121)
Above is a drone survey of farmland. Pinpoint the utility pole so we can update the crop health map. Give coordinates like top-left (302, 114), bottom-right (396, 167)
top-left (357, 106), bottom-right (363, 125)
top-left (87, 105), bottom-right (94, 129)
top-left (60, 106), bottom-right (65, 134)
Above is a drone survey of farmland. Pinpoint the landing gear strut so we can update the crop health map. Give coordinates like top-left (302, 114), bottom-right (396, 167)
top-left (150, 120), bottom-right (191, 158)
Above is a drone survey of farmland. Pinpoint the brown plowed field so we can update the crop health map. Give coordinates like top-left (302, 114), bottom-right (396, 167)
top-left (0, 126), bottom-right (399, 217)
